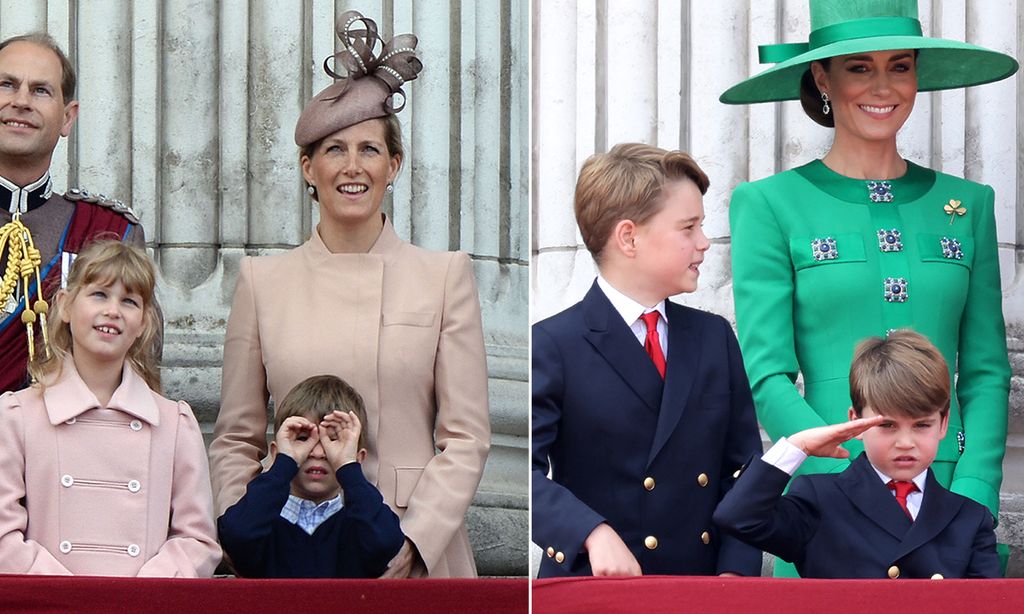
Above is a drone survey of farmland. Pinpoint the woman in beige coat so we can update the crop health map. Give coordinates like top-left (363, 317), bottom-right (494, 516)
top-left (209, 12), bottom-right (490, 578)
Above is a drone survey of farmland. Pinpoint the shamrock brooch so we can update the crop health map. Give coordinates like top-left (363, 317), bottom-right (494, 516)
top-left (944, 199), bottom-right (966, 225)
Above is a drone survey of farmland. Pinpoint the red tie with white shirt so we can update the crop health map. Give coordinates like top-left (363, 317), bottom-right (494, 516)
top-left (640, 311), bottom-right (666, 379)
top-left (887, 480), bottom-right (917, 520)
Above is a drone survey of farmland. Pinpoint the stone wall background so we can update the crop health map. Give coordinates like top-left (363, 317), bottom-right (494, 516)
top-left (18, 0), bottom-right (528, 576)
top-left (532, 0), bottom-right (1024, 576)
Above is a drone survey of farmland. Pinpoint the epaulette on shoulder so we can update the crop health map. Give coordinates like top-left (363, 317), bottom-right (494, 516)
top-left (64, 187), bottom-right (140, 224)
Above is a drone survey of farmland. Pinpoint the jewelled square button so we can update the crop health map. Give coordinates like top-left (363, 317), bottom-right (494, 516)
top-left (883, 277), bottom-right (908, 303)
top-left (811, 237), bottom-right (838, 261)
top-left (877, 229), bottom-right (903, 252)
top-left (940, 236), bottom-right (963, 260)
top-left (867, 180), bottom-right (894, 203)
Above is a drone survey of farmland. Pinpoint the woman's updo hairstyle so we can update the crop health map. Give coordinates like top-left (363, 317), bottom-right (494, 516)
top-left (799, 59), bottom-right (834, 128)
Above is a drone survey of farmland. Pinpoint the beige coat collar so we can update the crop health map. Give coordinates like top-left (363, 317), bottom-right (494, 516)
top-left (43, 357), bottom-right (160, 426)
top-left (307, 214), bottom-right (403, 262)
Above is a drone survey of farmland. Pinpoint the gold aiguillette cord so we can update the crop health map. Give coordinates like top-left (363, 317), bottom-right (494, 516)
top-left (0, 212), bottom-right (49, 364)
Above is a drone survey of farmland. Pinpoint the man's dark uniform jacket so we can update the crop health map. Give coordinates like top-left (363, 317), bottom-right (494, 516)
top-left (0, 173), bottom-right (143, 392)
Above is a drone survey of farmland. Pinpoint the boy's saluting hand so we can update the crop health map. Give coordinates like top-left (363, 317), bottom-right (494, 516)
top-left (319, 410), bottom-right (362, 468)
top-left (787, 416), bottom-right (886, 459)
top-left (276, 416), bottom-right (321, 465)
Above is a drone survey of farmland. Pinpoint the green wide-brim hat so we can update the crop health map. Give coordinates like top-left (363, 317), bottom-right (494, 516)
top-left (720, 0), bottom-right (1018, 105)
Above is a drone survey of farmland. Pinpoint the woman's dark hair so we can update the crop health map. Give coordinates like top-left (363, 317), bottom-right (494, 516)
top-left (800, 59), bottom-right (834, 128)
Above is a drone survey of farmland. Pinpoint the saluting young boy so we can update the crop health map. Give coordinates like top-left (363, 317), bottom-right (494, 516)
top-left (714, 330), bottom-right (999, 579)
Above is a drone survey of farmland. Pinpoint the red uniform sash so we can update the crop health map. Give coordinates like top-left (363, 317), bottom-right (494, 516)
top-left (0, 200), bottom-right (134, 393)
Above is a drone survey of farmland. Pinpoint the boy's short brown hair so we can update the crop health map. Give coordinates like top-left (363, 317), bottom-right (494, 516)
top-left (849, 330), bottom-right (950, 419)
top-left (274, 375), bottom-right (369, 450)
top-left (574, 143), bottom-right (709, 265)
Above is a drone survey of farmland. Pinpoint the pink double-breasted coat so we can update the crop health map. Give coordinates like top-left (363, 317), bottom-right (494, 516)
top-left (0, 360), bottom-right (221, 576)
top-left (210, 219), bottom-right (491, 577)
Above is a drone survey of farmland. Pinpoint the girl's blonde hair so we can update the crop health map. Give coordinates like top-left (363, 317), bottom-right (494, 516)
top-left (29, 239), bottom-right (161, 391)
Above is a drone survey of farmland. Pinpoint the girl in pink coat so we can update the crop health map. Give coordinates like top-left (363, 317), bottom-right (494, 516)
top-left (0, 240), bottom-right (221, 576)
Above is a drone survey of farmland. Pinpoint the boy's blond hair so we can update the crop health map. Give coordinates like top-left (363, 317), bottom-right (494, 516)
top-left (574, 142), bottom-right (709, 265)
top-left (274, 374), bottom-right (369, 451)
top-left (849, 330), bottom-right (950, 419)
top-left (29, 239), bottom-right (161, 391)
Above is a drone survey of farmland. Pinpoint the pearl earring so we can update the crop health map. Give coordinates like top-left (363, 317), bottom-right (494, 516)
top-left (386, 183), bottom-right (394, 194)
top-left (307, 185), bottom-right (316, 196)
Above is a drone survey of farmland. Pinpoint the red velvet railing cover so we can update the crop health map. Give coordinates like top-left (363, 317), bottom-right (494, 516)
top-left (0, 576), bottom-right (527, 613)
top-left (534, 576), bottom-right (1023, 614)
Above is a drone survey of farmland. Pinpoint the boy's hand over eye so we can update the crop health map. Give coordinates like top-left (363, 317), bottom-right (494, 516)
top-left (319, 410), bottom-right (362, 469)
top-left (276, 416), bottom-right (320, 465)
top-left (787, 415), bottom-right (886, 458)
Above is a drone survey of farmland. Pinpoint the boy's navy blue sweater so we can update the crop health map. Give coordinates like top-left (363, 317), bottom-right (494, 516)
top-left (218, 454), bottom-right (404, 578)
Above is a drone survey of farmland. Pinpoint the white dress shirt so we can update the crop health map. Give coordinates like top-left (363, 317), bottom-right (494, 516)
top-left (596, 275), bottom-right (668, 356)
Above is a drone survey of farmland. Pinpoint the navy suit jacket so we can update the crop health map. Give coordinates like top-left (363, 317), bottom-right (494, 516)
top-left (713, 453), bottom-right (999, 578)
top-left (532, 282), bottom-right (763, 577)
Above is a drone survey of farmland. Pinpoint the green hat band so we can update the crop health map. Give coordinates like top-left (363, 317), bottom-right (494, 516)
top-left (811, 17), bottom-right (921, 49)
top-left (760, 17), bottom-right (922, 65)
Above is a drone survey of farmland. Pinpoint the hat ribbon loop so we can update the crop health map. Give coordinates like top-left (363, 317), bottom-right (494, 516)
top-left (758, 16), bottom-right (923, 65)
top-left (324, 11), bottom-right (381, 81)
top-left (759, 42), bottom-right (809, 64)
top-left (321, 10), bottom-right (422, 114)
top-left (376, 33), bottom-right (422, 114)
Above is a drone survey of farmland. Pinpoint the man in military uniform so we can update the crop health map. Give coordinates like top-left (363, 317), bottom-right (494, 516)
top-left (0, 33), bottom-right (146, 393)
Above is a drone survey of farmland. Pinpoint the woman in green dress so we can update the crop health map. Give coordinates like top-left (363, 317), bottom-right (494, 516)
top-left (721, 0), bottom-right (1017, 575)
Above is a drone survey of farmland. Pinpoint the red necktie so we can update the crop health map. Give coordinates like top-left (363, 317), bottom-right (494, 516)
top-left (887, 480), bottom-right (917, 520)
top-left (640, 311), bottom-right (666, 379)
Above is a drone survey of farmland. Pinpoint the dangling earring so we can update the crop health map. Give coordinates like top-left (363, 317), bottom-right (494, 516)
top-left (821, 92), bottom-right (831, 116)
top-left (307, 185), bottom-right (316, 196)
top-left (386, 183), bottom-right (394, 194)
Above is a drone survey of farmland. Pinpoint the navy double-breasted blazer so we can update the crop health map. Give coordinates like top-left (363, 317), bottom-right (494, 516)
top-left (713, 453), bottom-right (999, 578)
top-left (532, 282), bottom-right (762, 577)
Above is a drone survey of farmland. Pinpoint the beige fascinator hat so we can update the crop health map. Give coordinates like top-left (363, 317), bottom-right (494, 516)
top-left (294, 11), bottom-right (423, 147)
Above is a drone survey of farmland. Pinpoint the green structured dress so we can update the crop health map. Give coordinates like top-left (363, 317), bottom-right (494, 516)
top-left (729, 160), bottom-right (1011, 572)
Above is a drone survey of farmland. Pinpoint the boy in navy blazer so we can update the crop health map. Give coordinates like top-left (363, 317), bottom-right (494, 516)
top-left (714, 330), bottom-right (999, 579)
top-left (532, 143), bottom-right (763, 577)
